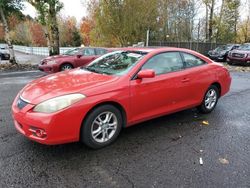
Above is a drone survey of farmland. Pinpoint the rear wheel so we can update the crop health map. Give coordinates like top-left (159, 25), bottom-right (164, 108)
top-left (81, 105), bottom-right (122, 149)
top-left (198, 85), bottom-right (219, 114)
top-left (60, 63), bottom-right (73, 71)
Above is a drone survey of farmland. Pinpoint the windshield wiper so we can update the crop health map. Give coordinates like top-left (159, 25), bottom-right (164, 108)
top-left (82, 67), bottom-right (97, 72)
top-left (82, 67), bottom-right (108, 74)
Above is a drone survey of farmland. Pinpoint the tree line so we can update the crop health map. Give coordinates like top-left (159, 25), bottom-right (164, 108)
top-left (0, 0), bottom-right (250, 64)
top-left (84, 0), bottom-right (250, 46)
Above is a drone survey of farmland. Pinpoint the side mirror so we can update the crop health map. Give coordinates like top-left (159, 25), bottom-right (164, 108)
top-left (76, 54), bottom-right (82, 58)
top-left (137, 69), bottom-right (155, 79)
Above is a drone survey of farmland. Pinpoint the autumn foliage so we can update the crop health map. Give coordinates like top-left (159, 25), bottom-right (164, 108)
top-left (80, 17), bottom-right (93, 46)
top-left (29, 22), bottom-right (47, 46)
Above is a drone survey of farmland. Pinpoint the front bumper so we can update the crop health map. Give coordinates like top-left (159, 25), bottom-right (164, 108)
top-left (38, 64), bottom-right (59, 73)
top-left (0, 53), bottom-right (10, 60)
top-left (12, 95), bottom-right (90, 145)
top-left (208, 54), bottom-right (226, 61)
top-left (227, 57), bottom-right (250, 65)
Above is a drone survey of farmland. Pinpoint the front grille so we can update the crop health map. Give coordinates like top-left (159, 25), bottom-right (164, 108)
top-left (232, 53), bottom-right (245, 58)
top-left (17, 97), bottom-right (29, 110)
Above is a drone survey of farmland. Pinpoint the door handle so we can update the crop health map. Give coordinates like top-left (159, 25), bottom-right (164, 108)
top-left (181, 78), bottom-right (190, 83)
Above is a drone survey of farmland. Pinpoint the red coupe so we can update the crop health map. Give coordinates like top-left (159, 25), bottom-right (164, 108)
top-left (38, 47), bottom-right (112, 73)
top-left (12, 48), bottom-right (231, 149)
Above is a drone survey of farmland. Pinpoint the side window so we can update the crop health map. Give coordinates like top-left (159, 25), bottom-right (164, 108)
top-left (142, 52), bottom-right (184, 75)
top-left (182, 53), bottom-right (206, 68)
top-left (83, 48), bottom-right (95, 56)
top-left (95, 48), bottom-right (108, 55)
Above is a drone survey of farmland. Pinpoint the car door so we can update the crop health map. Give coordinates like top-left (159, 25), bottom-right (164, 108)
top-left (129, 51), bottom-right (190, 123)
top-left (75, 48), bottom-right (96, 67)
top-left (180, 52), bottom-right (211, 106)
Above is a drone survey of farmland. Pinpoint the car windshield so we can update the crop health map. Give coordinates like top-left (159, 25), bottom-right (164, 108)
top-left (238, 44), bottom-right (250, 50)
top-left (83, 51), bottom-right (146, 76)
top-left (63, 48), bottom-right (80, 55)
top-left (215, 45), bottom-right (232, 51)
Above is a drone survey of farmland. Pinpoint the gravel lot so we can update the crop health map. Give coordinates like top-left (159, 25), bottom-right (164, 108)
top-left (0, 71), bottom-right (249, 187)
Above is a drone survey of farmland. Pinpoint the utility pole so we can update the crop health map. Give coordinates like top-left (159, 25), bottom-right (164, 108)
top-left (146, 29), bottom-right (150, 47)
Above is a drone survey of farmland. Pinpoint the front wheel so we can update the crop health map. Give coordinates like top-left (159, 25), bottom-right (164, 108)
top-left (60, 63), bottom-right (73, 71)
top-left (198, 85), bottom-right (219, 114)
top-left (81, 105), bottom-right (123, 149)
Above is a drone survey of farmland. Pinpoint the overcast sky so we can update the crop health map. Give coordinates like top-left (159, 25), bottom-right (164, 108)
top-left (22, 0), bottom-right (88, 23)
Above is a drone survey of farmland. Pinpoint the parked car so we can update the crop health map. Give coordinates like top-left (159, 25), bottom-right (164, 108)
top-left (38, 47), bottom-right (112, 73)
top-left (0, 44), bottom-right (10, 60)
top-left (227, 43), bottom-right (250, 65)
top-left (208, 44), bottom-right (240, 62)
top-left (12, 47), bottom-right (231, 149)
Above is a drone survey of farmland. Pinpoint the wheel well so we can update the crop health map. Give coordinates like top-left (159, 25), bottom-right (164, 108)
top-left (211, 82), bottom-right (221, 97)
top-left (60, 62), bottom-right (74, 68)
top-left (81, 101), bottom-right (127, 129)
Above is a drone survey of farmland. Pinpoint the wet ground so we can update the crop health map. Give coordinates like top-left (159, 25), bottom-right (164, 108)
top-left (0, 71), bottom-right (249, 188)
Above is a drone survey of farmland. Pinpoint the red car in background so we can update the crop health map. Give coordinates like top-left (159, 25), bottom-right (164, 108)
top-left (12, 48), bottom-right (231, 149)
top-left (39, 47), bottom-right (112, 73)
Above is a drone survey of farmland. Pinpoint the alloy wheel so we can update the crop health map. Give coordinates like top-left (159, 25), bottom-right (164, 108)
top-left (91, 111), bottom-right (118, 143)
top-left (204, 89), bottom-right (217, 110)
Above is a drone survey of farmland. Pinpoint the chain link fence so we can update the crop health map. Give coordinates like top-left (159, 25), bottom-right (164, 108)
top-left (6, 43), bottom-right (225, 57)
top-left (149, 41), bottom-right (225, 55)
top-left (13, 45), bottom-right (76, 56)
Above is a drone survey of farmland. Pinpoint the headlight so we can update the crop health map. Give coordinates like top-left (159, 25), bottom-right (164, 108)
top-left (33, 94), bottom-right (86, 113)
top-left (46, 60), bottom-right (56, 65)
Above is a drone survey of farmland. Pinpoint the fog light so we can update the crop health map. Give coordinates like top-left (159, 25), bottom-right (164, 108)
top-left (247, 61), bottom-right (250, 64)
top-left (29, 127), bottom-right (47, 138)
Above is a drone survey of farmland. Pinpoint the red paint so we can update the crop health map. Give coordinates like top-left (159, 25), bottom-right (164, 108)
top-left (12, 48), bottom-right (231, 145)
top-left (137, 69), bottom-right (155, 79)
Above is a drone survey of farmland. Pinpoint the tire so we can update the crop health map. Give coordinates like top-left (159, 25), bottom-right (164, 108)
top-left (228, 61), bottom-right (233, 65)
top-left (81, 105), bottom-right (123, 149)
top-left (60, 63), bottom-right (73, 71)
top-left (198, 85), bottom-right (219, 114)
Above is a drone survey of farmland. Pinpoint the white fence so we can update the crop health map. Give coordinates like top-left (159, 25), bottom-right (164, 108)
top-left (13, 45), bottom-right (76, 56)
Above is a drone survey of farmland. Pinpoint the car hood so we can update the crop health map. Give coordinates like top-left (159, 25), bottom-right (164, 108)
top-left (231, 49), bottom-right (250, 54)
top-left (21, 68), bottom-right (119, 104)
top-left (0, 49), bottom-right (9, 54)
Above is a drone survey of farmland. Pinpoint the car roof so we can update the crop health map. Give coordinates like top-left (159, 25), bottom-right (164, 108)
top-left (114, 47), bottom-right (188, 53)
